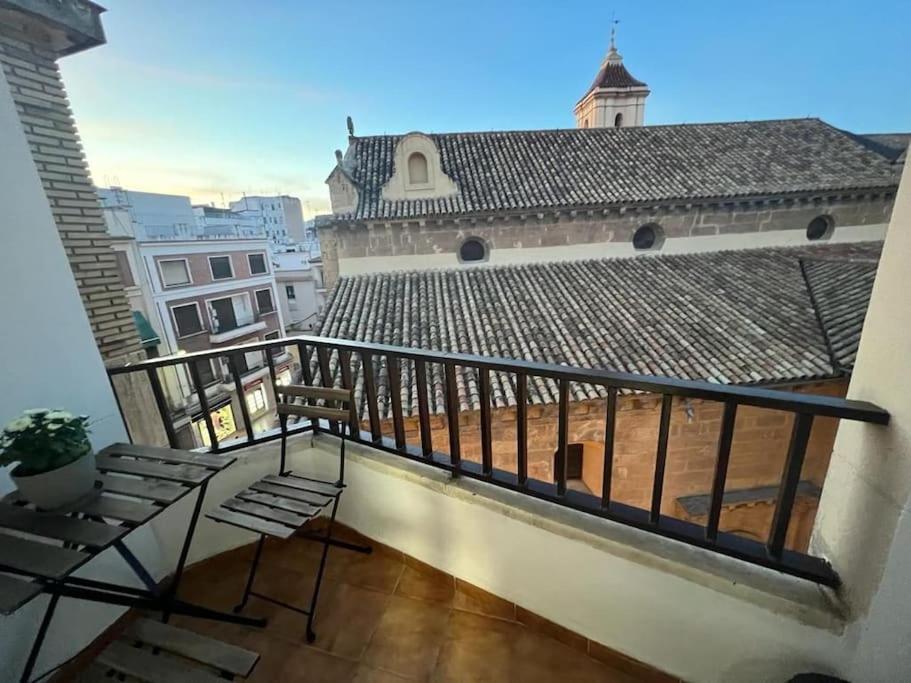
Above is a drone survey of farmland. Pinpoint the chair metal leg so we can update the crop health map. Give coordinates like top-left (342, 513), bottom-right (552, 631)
top-left (305, 496), bottom-right (340, 643)
top-left (234, 534), bottom-right (266, 614)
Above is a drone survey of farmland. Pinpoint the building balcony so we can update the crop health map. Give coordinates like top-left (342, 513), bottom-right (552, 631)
top-left (209, 320), bottom-right (268, 344)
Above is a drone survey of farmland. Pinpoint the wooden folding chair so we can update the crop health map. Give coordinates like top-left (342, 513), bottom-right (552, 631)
top-left (205, 383), bottom-right (370, 642)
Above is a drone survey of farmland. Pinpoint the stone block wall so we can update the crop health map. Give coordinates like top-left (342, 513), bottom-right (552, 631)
top-left (377, 379), bottom-right (847, 552)
top-left (0, 21), bottom-right (140, 361)
top-left (321, 193), bottom-right (894, 288)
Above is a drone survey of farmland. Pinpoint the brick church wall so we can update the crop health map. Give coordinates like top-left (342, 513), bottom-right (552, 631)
top-left (377, 379), bottom-right (847, 552)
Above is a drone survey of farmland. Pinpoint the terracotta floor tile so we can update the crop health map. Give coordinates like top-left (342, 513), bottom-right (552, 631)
top-left (396, 561), bottom-right (455, 605)
top-left (309, 581), bottom-right (392, 659)
top-left (516, 605), bottom-right (588, 653)
top-left (452, 579), bottom-right (516, 621)
top-left (339, 550), bottom-right (404, 594)
top-left (352, 665), bottom-right (414, 682)
top-left (432, 610), bottom-right (522, 682)
top-left (513, 630), bottom-right (638, 683)
top-left (277, 644), bottom-right (360, 682)
top-left (362, 595), bottom-right (451, 679)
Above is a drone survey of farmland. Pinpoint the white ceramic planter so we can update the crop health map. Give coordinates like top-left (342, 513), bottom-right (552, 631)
top-left (12, 451), bottom-right (97, 510)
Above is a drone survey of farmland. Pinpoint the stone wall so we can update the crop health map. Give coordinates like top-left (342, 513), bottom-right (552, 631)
top-left (0, 22), bottom-right (140, 361)
top-left (320, 194), bottom-right (893, 287)
top-left (377, 379), bottom-right (847, 552)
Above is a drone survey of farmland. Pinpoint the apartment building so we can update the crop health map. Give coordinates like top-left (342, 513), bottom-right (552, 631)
top-left (229, 194), bottom-right (306, 244)
top-left (273, 243), bottom-right (326, 333)
top-left (100, 188), bottom-right (292, 448)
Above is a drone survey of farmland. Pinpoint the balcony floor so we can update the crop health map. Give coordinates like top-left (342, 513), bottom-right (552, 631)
top-left (143, 526), bottom-right (670, 682)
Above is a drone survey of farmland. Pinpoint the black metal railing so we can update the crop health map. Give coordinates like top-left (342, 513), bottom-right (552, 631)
top-left (106, 334), bottom-right (890, 587)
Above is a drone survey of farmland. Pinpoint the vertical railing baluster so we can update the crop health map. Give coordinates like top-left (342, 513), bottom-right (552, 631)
top-left (107, 373), bottom-right (133, 444)
top-left (555, 379), bottom-right (569, 496)
top-left (187, 359), bottom-right (219, 452)
top-left (479, 367), bottom-right (493, 476)
top-left (600, 386), bottom-right (617, 509)
top-left (768, 413), bottom-right (814, 558)
top-left (649, 394), bottom-right (673, 525)
top-left (146, 366), bottom-right (179, 448)
top-left (228, 353), bottom-right (255, 443)
top-left (361, 352), bottom-right (382, 443)
top-left (387, 355), bottom-right (406, 450)
top-left (316, 345), bottom-right (338, 435)
top-left (444, 363), bottom-right (461, 475)
top-left (296, 341), bottom-right (314, 385)
top-left (706, 402), bottom-right (738, 542)
top-left (415, 359), bottom-right (433, 458)
top-left (516, 373), bottom-right (528, 486)
top-left (338, 349), bottom-right (357, 436)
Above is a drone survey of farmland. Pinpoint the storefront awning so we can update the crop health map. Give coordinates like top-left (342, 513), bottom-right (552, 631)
top-left (132, 310), bottom-right (160, 348)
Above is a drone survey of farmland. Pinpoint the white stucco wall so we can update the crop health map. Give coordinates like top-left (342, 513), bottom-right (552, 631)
top-left (0, 67), bottom-right (169, 680)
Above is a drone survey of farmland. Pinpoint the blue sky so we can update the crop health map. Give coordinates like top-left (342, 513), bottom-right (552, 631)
top-left (61, 0), bottom-right (911, 216)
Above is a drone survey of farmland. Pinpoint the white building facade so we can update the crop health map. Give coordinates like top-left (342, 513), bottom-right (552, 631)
top-left (229, 194), bottom-right (306, 244)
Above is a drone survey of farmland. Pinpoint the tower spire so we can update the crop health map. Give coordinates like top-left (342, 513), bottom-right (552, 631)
top-left (606, 16), bottom-right (621, 63)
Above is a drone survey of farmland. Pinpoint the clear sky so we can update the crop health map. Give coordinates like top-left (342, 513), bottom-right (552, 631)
top-left (61, 0), bottom-right (911, 217)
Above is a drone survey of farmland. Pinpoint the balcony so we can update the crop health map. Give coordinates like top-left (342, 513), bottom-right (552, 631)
top-left (209, 319), bottom-right (267, 344)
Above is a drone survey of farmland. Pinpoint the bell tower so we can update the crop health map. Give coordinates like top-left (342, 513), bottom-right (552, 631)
top-left (574, 25), bottom-right (649, 129)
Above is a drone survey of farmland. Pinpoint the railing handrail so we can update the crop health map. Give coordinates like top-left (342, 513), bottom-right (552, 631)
top-left (107, 333), bottom-right (889, 425)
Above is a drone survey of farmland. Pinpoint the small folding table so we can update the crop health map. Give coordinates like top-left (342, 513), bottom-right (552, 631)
top-left (0, 442), bottom-right (265, 683)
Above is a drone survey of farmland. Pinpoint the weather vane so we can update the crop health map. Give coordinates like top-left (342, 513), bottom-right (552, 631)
top-left (610, 12), bottom-right (620, 50)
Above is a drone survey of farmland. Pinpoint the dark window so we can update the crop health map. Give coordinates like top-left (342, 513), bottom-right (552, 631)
top-left (256, 289), bottom-right (275, 313)
top-left (172, 304), bottom-right (203, 337)
top-left (248, 253), bottom-right (267, 274)
top-left (567, 444), bottom-right (584, 479)
top-left (210, 256), bottom-right (233, 280)
top-left (807, 216), bottom-right (833, 241)
top-left (285, 284), bottom-right (296, 300)
top-left (114, 251), bottom-right (134, 287)
top-left (459, 238), bottom-right (487, 263)
top-left (614, 112), bottom-right (623, 128)
top-left (264, 331), bottom-right (283, 359)
top-left (195, 359), bottom-right (216, 386)
top-left (210, 297), bottom-right (237, 332)
top-left (633, 224), bottom-right (659, 250)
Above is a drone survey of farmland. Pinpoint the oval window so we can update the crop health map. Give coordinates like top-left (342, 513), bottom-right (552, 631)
top-left (633, 224), bottom-right (663, 251)
top-left (459, 238), bottom-right (487, 263)
top-left (806, 215), bottom-right (834, 241)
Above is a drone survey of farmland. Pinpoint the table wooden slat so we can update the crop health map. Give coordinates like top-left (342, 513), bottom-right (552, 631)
top-left (0, 573), bottom-right (42, 615)
top-left (77, 495), bottom-right (158, 525)
top-left (0, 532), bottom-right (88, 579)
top-left (97, 640), bottom-right (227, 683)
top-left (0, 503), bottom-right (125, 548)
top-left (125, 618), bottom-right (260, 677)
top-left (236, 490), bottom-right (322, 517)
top-left (250, 481), bottom-right (332, 508)
top-left (101, 443), bottom-right (233, 471)
top-left (98, 474), bottom-right (185, 504)
top-left (206, 507), bottom-right (296, 539)
top-left (222, 498), bottom-right (313, 528)
top-left (96, 454), bottom-right (208, 484)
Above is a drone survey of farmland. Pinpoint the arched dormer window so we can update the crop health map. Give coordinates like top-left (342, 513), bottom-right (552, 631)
top-left (614, 112), bottom-right (623, 128)
top-left (408, 152), bottom-right (429, 185)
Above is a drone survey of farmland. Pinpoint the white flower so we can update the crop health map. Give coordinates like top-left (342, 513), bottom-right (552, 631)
top-left (24, 408), bottom-right (48, 416)
top-left (6, 417), bottom-right (32, 432)
top-left (45, 411), bottom-right (73, 421)
top-left (47, 423), bottom-right (62, 431)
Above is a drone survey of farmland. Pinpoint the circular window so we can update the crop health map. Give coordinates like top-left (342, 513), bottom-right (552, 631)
top-left (459, 237), bottom-right (488, 263)
top-left (633, 224), bottom-right (664, 251)
top-left (806, 215), bottom-right (834, 241)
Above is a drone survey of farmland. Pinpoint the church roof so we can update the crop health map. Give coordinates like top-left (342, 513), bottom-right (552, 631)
top-left (585, 59), bottom-right (647, 91)
top-left (315, 242), bottom-right (880, 417)
top-left (334, 118), bottom-right (900, 221)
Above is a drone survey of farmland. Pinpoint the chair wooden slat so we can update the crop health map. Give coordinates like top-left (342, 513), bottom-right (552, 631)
top-left (77, 495), bottom-right (158, 525)
top-left (0, 503), bottom-right (125, 548)
top-left (0, 573), bottom-right (41, 615)
top-left (206, 507), bottom-right (296, 539)
top-left (0, 532), bottom-right (88, 579)
top-left (262, 474), bottom-right (341, 498)
top-left (222, 497), bottom-right (313, 527)
top-left (98, 474), bottom-right (185, 503)
top-left (236, 490), bottom-right (322, 517)
top-left (277, 403), bottom-right (350, 422)
top-left (124, 618), bottom-right (260, 678)
top-left (250, 481), bottom-right (331, 507)
top-left (96, 455), bottom-right (208, 484)
top-left (101, 443), bottom-right (232, 471)
top-left (96, 640), bottom-right (227, 683)
top-left (275, 384), bottom-right (351, 403)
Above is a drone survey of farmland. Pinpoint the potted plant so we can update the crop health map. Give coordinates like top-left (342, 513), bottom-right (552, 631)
top-left (0, 409), bottom-right (97, 509)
